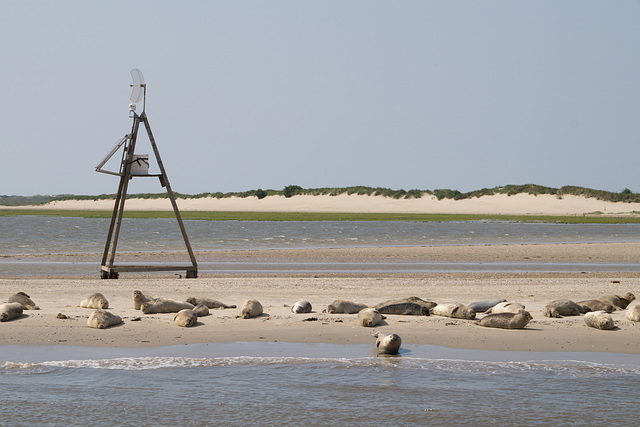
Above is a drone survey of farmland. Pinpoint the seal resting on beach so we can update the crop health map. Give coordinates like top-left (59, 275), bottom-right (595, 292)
top-left (174, 309), bottom-right (198, 327)
top-left (140, 298), bottom-right (194, 314)
top-left (468, 299), bottom-right (506, 313)
top-left (240, 299), bottom-right (263, 319)
top-left (185, 297), bottom-right (236, 309)
top-left (374, 297), bottom-right (433, 315)
top-left (78, 293), bottom-right (109, 309)
top-left (374, 297), bottom-right (436, 311)
top-left (0, 302), bottom-right (24, 322)
top-left (584, 311), bottom-right (615, 330)
top-left (358, 308), bottom-right (383, 327)
top-left (430, 303), bottom-right (476, 320)
top-left (542, 299), bottom-right (584, 318)
top-left (133, 290), bottom-right (153, 310)
top-left (324, 300), bottom-right (368, 314)
top-left (372, 331), bottom-right (402, 355)
top-left (577, 299), bottom-right (614, 313)
top-left (192, 304), bottom-right (210, 317)
top-left (485, 302), bottom-right (526, 315)
top-left (474, 310), bottom-right (532, 329)
top-left (599, 293), bottom-right (635, 309)
top-left (7, 292), bottom-right (40, 310)
top-left (625, 303), bottom-right (640, 322)
top-left (86, 309), bottom-right (122, 329)
top-left (291, 300), bottom-right (312, 314)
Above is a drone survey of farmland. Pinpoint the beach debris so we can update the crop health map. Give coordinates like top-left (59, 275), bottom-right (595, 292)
top-left (584, 311), bottom-right (615, 330)
top-left (430, 303), bottom-right (476, 320)
top-left (56, 313), bottom-right (69, 319)
top-left (86, 309), bottom-right (123, 329)
top-left (291, 300), bottom-right (312, 314)
top-left (0, 302), bottom-right (24, 322)
top-left (129, 316), bottom-right (142, 321)
top-left (7, 292), bottom-right (40, 310)
top-left (474, 310), bottom-right (533, 329)
top-left (372, 331), bottom-right (402, 355)
top-left (78, 293), bottom-right (109, 309)
top-left (324, 300), bottom-right (368, 314)
top-left (302, 317), bottom-right (318, 322)
top-left (358, 308), bottom-right (383, 327)
top-left (186, 297), bottom-right (236, 309)
top-left (542, 299), bottom-right (585, 318)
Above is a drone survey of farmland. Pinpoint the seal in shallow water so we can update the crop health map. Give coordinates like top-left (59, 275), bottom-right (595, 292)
top-left (468, 299), bottom-right (506, 313)
top-left (430, 303), bottom-right (476, 320)
top-left (78, 293), bottom-right (109, 309)
top-left (584, 310), bottom-right (615, 330)
top-left (485, 302), bottom-right (525, 314)
top-left (174, 309), bottom-right (198, 327)
top-left (133, 290), bottom-right (152, 310)
top-left (542, 299), bottom-right (584, 318)
top-left (186, 297), bottom-right (236, 309)
top-left (372, 331), bottom-right (402, 355)
top-left (87, 309), bottom-right (122, 329)
top-left (140, 298), bottom-right (194, 314)
top-left (7, 292), bottom-right (40, 310)
top-left (577, 299), bottom-right (614, 313)
top-left (0, 302), bottom-right (24, 322)
top-left (474, 310), bottom-right (532, 329)
top-left (240, 299), bottom-right (263, 319)
top-left (324, 300), bottom-right (368, 314)
top-left (358, 308), bottom-right (383, 327)
top-left (291, 300), bottom-right (312, 314)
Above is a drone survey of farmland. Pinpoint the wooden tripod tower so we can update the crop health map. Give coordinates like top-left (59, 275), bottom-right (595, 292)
top-left (98, 71), bottom-right (197, 279)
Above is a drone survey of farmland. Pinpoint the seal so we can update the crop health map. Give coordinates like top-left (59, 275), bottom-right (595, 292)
top-left (577, 299), bottom-right (614, 313)
top-left (474, 310), bottom-right (532, 329)
top-left (468, 299), bottom-right (506, 313)
top-left (0, 302), bottom-right (24, 322)
top-left (324, 300), bottom-right (368, 314)
top-left (430, 303), bottom-right (476, 320)
top-left (86, 309), bottom-right (122, 329)
top-left (133, 290), bottom-right (152, 310)
top-left (291, 300), bottom-right (312, 314)
top-left (372, 331), bottom-right (402, 355)
top-left (542, 299), bottom-right (584, 318)
top-left (485, 302), bottom-right (526, 315)
top-left (584, 310), bottom-right (615, 330)
top-left (185, 297), bottom-right (236, 309)
top-left (7, 292), bottom-right (40, 310)
top-left (358, 308), bottom-right (383, 327)
top-left (599, 293), bottom-right (635, 309)
top-left (240, 299), bottom-right (263, 319)
top-left (374, 297), bottom-right (436, 311)
top-left (192, 304), bottom-right (210, 317)
top-left (625, 303), bottom-right (640, 322)
top-left (174, 309), bottom-right (198, 327)
top-left (78, 293), bottom-right (109, 309)
top-left (375, 302), bottom-right (429, 316)
top-left (140, 298), bottom-right (194, 314)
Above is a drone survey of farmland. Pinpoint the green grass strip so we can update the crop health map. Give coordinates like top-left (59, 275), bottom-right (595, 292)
top-left (2, 209), bottom-right (640, 224)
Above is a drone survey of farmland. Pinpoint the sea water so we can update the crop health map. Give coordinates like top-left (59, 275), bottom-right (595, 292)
top-left (1, 342), bottom-right (639, 426)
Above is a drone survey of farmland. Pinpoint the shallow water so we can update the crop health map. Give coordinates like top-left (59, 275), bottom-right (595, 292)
top-left (1, 343), bottom-right (639, 426)
top-left (2, 216), bottom-right (640, 276)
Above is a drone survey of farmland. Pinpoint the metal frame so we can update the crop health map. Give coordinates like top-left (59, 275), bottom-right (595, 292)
top-left (100, 111), bottom-right (198, 279)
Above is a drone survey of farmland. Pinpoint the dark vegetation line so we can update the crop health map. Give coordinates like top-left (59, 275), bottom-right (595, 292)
top-left (1, 184), bottom-right (639, 206)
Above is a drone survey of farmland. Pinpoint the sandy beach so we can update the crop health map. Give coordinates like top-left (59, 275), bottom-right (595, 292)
top-left (2, 243), bottom-right (639, 354)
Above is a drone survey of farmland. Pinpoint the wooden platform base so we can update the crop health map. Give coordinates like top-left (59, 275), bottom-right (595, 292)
top-left (100, 265), bottom-right (198, 279)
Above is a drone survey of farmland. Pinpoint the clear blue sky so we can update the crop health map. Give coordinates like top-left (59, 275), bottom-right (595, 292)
top-left (1, 1), bottom-right (639, 196)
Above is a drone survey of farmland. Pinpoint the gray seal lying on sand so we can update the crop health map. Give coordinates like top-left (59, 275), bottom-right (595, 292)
top-left (374, 297), bottom-right (433, 316)
top-left (291, 300), bottom-right (312, 314)
top-left (192, 304), bottom-right (210, 317)
top-left (430, 303), bottom-right (476, 320)
top-left (324, 300), bottom-right (368, 314)
top-left (599, 293), bottom-right (635, 309)
top-left (625, 303), bottom-right (640, 322)
top-left (87, 309), bottom-right (122, 329)
top-left (78, 293), bottom-right (109, 309)
top-left (7, 292), bottom-right (40, 310)
top-left (374, 297), bottom-right (436, 311)
top-left (474, 310), bottom-right (532, 329)
top-left (0, 302), bottom-right (24, 322)
top-left (174, 309), bottom-right (198, 327)
top-left (186, 297), bottom-right (236, 309)
top-left (542, 299), bottom-right (584, 318)
top-left (240, 299), bottom-right (263, 319)
top-left (133, 290), bottom-right (153, 310)
top-left (141, 298), bottom-right (194, 314)
top-left (468, 299), bottom-right (506, 313)
top-left (485, 302), bottom-right (525, 314)
top-left (358, 308), bottom-right (383, 327)
top-left (577, 299), bottom-right (614, 313)
top-left (584, 311), bottom-right (615, 330)
top-left (372, 331), bottom-right (402, 355)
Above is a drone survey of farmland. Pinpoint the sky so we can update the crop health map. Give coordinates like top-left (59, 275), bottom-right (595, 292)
top-left (1, 1), bottom-right (639, 196)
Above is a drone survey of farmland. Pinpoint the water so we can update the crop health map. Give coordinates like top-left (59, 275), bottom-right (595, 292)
top-left (1, 342), bottom-right (639, 426)
top-left (2, 216), bottom-right (640, 275)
